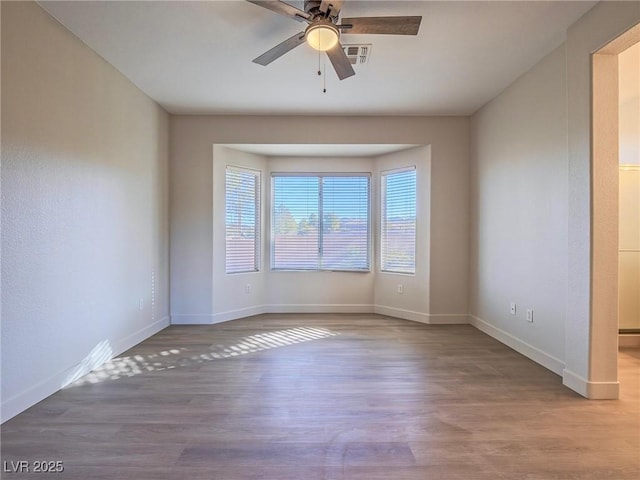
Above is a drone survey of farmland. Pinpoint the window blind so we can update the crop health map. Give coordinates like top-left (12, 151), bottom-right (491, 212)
top-left (381, 167), bottom-right (416, 274)
top-left (226, 166), bottom-right (260, 274)
top-left (272, 174), bottom-right (370, 271)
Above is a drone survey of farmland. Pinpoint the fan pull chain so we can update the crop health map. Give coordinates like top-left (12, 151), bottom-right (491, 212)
top-left (316, 34), bottom-right (325, 92)
top-left (323, 57), bottom-right (327, 93)
top-left (316, 49), bottom-right (327, 93)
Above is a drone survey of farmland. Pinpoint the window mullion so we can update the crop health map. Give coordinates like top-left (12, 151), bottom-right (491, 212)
top-left (318, 176), bottom-right (323, 270)
top-left (271, 173), bottom-right (370, 272)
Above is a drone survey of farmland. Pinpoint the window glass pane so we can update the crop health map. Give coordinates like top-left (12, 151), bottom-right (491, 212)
top-left (272, 174), bottom-right (370, 272)
top-left (226, 167), bottom-right (260, 274)
top-left (272, 176), bottom-right (319, 270)
top-left (381, 168), bottom-right (416, 274)
top-left (321, 176), bottom-right (370, 271)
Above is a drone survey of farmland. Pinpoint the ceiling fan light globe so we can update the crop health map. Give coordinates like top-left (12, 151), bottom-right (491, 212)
top-left (305, 24), bottom-right (339, 51)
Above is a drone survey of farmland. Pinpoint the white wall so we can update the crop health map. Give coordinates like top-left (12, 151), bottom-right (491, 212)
top-left (170, 117), bottom-right (469, 325)
top-left (1, 2), bottom-right (170, 422)
top-left (469, 45), bottom-right (568, 374)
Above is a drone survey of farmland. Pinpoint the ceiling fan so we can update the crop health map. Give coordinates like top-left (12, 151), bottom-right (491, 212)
top-left (247, 0), bottom-right (422, 80)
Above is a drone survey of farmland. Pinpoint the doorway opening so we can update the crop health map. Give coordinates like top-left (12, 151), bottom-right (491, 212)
top-left (591, 23), bottom-right (640, 398)
top-left (617, 42), bottom-right (640, 346)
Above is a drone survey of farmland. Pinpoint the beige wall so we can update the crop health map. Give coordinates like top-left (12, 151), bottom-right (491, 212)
top-left (1, 2), bottom-right (170, 422)
top-left (470, 45), bottom-right (568, 374)
top-left (169, 116), bottom-right (469, 325)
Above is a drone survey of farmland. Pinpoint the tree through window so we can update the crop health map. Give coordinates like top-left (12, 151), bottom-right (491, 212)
top-left (271, 174), bottom-right (370, 271)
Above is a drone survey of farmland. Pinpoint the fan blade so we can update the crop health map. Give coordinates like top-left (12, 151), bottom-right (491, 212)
top-left (339, 16), bottom-right (422, 35)
top-left (319, 0), bottom-right (344, 17)
top-left (246, 1), bottom-right (311, 22)
top-left (326, 43), bottom-right (355, 80)
top-left (252, 31), bottom-right (306, 65)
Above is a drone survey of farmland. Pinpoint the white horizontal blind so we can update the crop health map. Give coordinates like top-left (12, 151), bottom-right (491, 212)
top-left (381, 167), bottom-right (416, 274)
top-left (272, 174), bottom-right (370, 271)
top-left (272, 176), bottom-right (319, 270)
top-left (226, 166), bottom-right (260, 274)
top-left (321, 176), bottom-right (370, 270)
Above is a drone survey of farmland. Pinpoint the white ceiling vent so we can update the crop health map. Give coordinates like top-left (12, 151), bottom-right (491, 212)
top-left (342, 44), bottom-right (372, 65)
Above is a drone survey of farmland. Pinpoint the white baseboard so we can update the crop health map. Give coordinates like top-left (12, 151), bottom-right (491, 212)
top-left (469, 314), bottom-right (565, 376)
top-left (173, 305), bottom-right (376, 324)
top-left (469, 315), bottom-right (622, 399)
top-left (373, 306), bottom-right (468, 325)
top-left (266, 304), bottom-right (374, 314)
top-left (427, 314), bottom-right (470, 324)
top-left (562, 368), bottom-right (619, 399)
top-left (373, 305), bottom-right (429, 323)
top-left (111, 316), bottom-right (170, 355)
top-left (212, 306), bottom-right (266, 323)
top-left (171, 313), bottom-right (216, 324)
top-left (173, 306), bottom-right (466, 325)
top-left (1, 316), bottom-right (170, 424)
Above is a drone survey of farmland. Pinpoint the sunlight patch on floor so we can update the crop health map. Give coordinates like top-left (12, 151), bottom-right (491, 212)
top-left (67, 327), bottom-right (338, 387)
top-left (62, 340), bottom-right (114, 388)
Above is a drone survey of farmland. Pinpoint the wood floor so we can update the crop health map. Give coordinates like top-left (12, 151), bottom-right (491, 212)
top-left (2, 314), bottom-right (639, 479)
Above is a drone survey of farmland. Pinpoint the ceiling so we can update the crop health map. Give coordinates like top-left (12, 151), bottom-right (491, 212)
top-left (39, 0), bottom-right (597, 116)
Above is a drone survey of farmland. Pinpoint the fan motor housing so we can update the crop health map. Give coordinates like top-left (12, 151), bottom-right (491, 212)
top-left (304, 1), bottom-right (338, 22)
top-left (303, 1), bottom-right (322, 14)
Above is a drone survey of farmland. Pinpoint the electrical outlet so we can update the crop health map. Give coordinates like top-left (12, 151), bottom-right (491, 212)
top-left (138, 298), bottom-right (144, 310)
top-left (245, 284), bottom-right (252, 294)
top-left (397, 284), bottom-right (404, 294)
top-left (526, 309), bottom-right (534, 322)
top-left (510, 302), bottom-right (517, 315)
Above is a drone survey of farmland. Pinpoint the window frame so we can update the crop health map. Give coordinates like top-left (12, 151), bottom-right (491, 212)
top-left (270, 172), bottom-right (372, 273)
top-left (225, 165), bottom-right (261, 275)
top-left (380, 166), bottom-right (417, 275)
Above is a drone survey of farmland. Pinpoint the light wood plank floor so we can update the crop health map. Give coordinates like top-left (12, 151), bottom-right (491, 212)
top-left (2, 314), bottom-right (639, 479)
